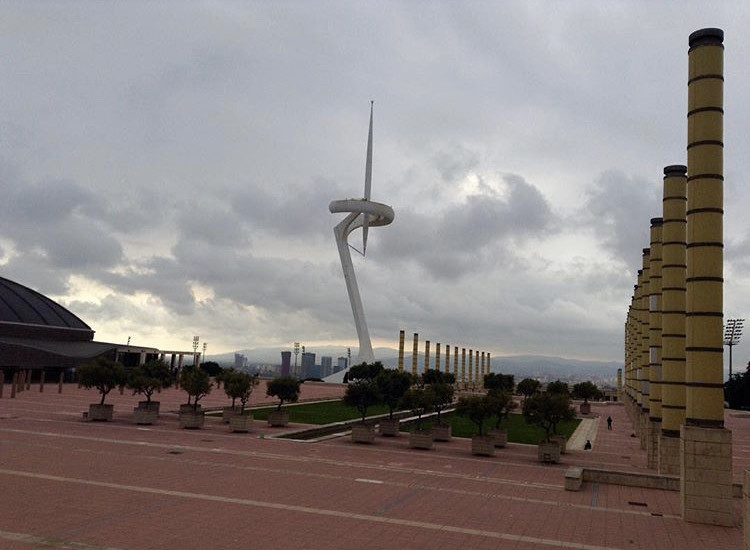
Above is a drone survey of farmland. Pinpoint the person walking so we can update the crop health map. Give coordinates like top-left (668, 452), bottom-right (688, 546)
top-left (606, 416), bottom-right (613, 430)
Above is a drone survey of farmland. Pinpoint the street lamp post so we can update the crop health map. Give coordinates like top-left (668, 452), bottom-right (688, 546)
top-left (192, 336), bottom-right (200, 367)
top-left (723, 318), bottom-right (744, 380)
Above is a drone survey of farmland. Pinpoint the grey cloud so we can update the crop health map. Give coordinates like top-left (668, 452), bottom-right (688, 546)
top-left (433, 146), bottom-right (479, 182)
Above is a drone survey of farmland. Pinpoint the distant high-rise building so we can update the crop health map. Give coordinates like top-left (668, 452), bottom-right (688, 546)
top-left (280, 351), bottom-right (291, 377)
top-left (321, 356), bottom-right (333, 377)
top-left (301, 352), bottom-right (316, 379)
top-left (336, 356), bottom-right (348, 373)
top-left (234, 353), bottom-right (247, 369)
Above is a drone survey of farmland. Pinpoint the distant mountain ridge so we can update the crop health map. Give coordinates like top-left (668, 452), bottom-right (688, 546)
top-left (210, 346), bottom-right (621, 380)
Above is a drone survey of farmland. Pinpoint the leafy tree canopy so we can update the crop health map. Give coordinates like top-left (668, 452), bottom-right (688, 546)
top-left (180, 367), bottom-right (213, 411)
top-left (223, 370), bottom-right (260, 414)
top-left (200, 361), bottom-right (223, 377)
top-left (376, 369), bottom-right (413, 418)
top-left (343, 379), bottom-right (381, 423)
top-left (486, 390), bottom-right (518, 429)
top-left (571, 381), bottom-right (602, 403)
top-left (422, 368), bottom-right (455, 385)
top-left (266, 376), bottom-right (301, 411)
top-left (483, 372), bottom-right (514, 393)
top-left (546, 380), bottom-right (570, 395)
top-left (725, 365), bottom-right (750, 409)
top-left (126, 360), bottom-right (172, 403)
top-left (455, 395), bottom-right (493, 436)
top-left (348, 361), bottom-right (385, 381)
top-left (517, 378), bottom-right (541, 399)
top-left (77, 356), bottom-right (127, 405)
top-left (522, 392), bottom-right (575, 441)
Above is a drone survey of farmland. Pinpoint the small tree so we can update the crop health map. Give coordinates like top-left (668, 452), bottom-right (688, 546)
top-left (127, 360), bottom-right (172, 405)
top-left (180, 367), bottom-right (212, 412)
top-left (483, 372), bottom-right (514, 393)
top-left (266, 376), bottom-right (301, 411)
top-left (546, 380), bottom-right (569, 395)
top-left (422, 369), bottom-right (455, 426)
top-left (486, 390), bottom-right (517, 430)
top-left (376, 369), bottom-right (412, 419)
top-left (522, 392), bottom-right (575, 442)
top-left (517, 378), bottom-right (541, 402)
top-left (224, 370), bottom-right (260, 415)
top-left (725, 365), bottom-right (750, 409)
top-left (455, 395), bottom-right (493, 436)
top-left (400, 386), bottom-right (434, 431)
top-left (348, 361), bottom-right (385, 381)
top-left (343, 379), bottom-right (381, 423)
top-left (200, 361), bottom-right (223, 377)
top-left (77, 356), bottom-right (127, 405)
top-left (571, 381), bottom-right (602, 404)
top-left (219, 368), bottom-right (238, 406)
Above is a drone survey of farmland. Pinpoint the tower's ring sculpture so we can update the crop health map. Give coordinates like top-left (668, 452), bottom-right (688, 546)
top-left (329, 198), bottom-right (394, 365)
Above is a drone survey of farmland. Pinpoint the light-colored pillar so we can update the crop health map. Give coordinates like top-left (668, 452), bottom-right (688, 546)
top-left (444, 345), bottom-right (450, 373)
top-left (681, 27), bottom-right (733, 526)
top-left (412, 333), bottom-right (419, 377)
top-left (435, 343), bottom-right (441, 373)
top-left (616, 368), bottom-right (622, 399)
top-left (461, 348), bottom-right (466, 384)
top-left (468, 349), bottom-right (473, 385)
top-left (481, 352), bottom-right (485, 379)
top-left (660, 164), bottom-right (687, 475)
top-left (39, 369), bottom-right (46, 393)
top-left (487, 352), bottom-right (490, 374)
top-left (398, 330), bottom-right (405, 371)
top-left (453, 346), bottom-right (458, 379)
top-left (647, 218), bottom-right (664, 469)
top-left (139, 351), bottom-right (147, 365)
top-left (424, 340), bottom-right (430, 373)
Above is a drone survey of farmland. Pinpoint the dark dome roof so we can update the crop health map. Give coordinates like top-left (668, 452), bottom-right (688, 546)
top-left (0, 276), bottom-right (91, 330)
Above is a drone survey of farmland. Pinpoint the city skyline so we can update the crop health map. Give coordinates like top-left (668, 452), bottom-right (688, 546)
top-left (2, 4), bottom-right (750, 364)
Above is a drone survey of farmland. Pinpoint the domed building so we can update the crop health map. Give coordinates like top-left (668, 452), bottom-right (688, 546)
top-left (0, 276), bottom-right (190, 380)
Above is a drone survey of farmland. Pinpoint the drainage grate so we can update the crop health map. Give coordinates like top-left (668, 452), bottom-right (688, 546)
top-left (628, 501), bottom-right (648, 507)
top-left (167, 449), bottom-right (185, 455)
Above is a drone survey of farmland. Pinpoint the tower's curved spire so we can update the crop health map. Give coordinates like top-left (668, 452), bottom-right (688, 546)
top-left (362, 100), bottom-right (373, 254)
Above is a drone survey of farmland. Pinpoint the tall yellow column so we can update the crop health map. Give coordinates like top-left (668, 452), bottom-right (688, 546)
top-left (468, 349), bottom-right (473, 385)
top-left (475, 350), bottom-right (480, 382)
top-left (617, 368), bottom-right (622, 399)
top-left (412, 333), bottom-right (419, 377)
top-left (487, 352), bottom-right (491, 374)
top-left (681, 27), bottom-right (732, 526)
top-left (647, 218), bottom-right (663, 469)
top-left (660, 165), bottom-right (688, 475)
top-left (435, 343), bottom-right (441, 372)
top-left (398, 330), bottom-right (405, 372)
top-left (445, 345), bottom-right (450, 373)
top-left (639, 250), bottom-right (651, 451)
top-left (481, 352), bottom-right (485, 379)
top-left (453, 346), bottom-right (458, 378)
top-left (461, 348), bottom-right (466, 384)
top-left (633, 277), bottom-right (643, 414)
top-left (424, 340), bottom-right (431, 372)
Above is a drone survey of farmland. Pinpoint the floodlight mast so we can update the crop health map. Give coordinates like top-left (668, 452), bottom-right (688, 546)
top-left (723, 318), bottom-right (744, 379)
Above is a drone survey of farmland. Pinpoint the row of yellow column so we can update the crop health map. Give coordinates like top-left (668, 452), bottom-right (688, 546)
top-left (397, 330), bottom-right (491, 384)
top-left (623, 28), bottom-right (732, 526)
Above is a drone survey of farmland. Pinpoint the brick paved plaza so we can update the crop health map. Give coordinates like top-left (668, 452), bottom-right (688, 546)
top-left (0, 383), bottom-right (747, 549)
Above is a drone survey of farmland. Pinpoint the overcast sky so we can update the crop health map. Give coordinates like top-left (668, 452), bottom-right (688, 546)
top-left (2, 2), bottom-right (750, 365)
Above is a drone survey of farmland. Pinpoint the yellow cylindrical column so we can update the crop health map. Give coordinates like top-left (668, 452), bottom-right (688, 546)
top-left (647, 218), bottom-right (664, 469)
top-left (481, 352), bottom-right (485, 379)
top-left (412, 333), bottom-right (419, 377)
top-left (435, 343), bottom-right (441, 372)
top-left (634, 271), bottom-right (644, 409)
top-left (685, 28), bottom-right (725, 428)
top-left (468, 349), bottom-right (473, 384)
top-left (660, 165), bottom-right (687, 475)
top-left (487, 352), bottom-right (491, 374)
top-left (398, 330), bottom-right (405, 372)
top-left (424, 340), bottom-right (430, 373)
top-left (461, 348), bottom-right (466, 383)
top-left (475, 350), bottom-right (479, 382)
top-left (639, 249), bottom-right (651, 450)
top-left (681, 27), bottom-right (732, 526)
top-left (453, 346), bottom-right (458, 378)
top-left (445, 345), bottom-right (450, 373)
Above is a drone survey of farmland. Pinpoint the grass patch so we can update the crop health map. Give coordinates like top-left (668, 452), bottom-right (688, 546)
top-left (401, 413), bottom-right (580, 445)
top-left (249, 399), bottom-right (395, 425)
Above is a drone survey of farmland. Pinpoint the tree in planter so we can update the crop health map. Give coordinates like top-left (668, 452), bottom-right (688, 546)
top-left (522, 392), bottom-right (575, 443)
top-left (376, 369), bottom-right (412, 420)
top-left (487, 390), bottom-right (517, 432)
top-left (422, 369), bottom-right (455, 427)
top-left (224, 371), bottom-right (260, 416)
top-left (180, 367), bottom-right (213, 412)
top-left (571, 381), bottom-right (602, 404)
top-left (400, 386), bottom-right (435, 432)
top-left (343, 379), bottom-right (381, 424)
top-left (455, 394), bottom-right (493, 437)
top-left (546, 380), bottom-right (569, 395)
top-left (127, 360), bottom-right (172, 407)
top-left (517, 378), bottom-right (541, 403)
top-left (77, 356), bottom-right (127, 406)
top-left (483, 372), bottom-right (514, 393)
top-left (219, 368), bottom-right (239, 408)
top-left (199, 361), bottom-right (223, 378)
top-left (266, 376), bottom-right (301, 411)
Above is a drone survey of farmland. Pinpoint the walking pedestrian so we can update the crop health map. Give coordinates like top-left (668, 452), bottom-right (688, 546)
top-left (607, 416), bottom-right (613, 430)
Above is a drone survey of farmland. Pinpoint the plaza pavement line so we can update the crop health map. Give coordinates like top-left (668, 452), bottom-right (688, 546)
top-left (0, 528), bottom-right (125, 550)
top-left (0, 468), bottom-right (626, 550)
top-left (567, 417), bottom-right (598, 451)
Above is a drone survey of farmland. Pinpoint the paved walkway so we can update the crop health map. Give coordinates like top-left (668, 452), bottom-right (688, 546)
top-left (0, 386), bottom-right (744, 549)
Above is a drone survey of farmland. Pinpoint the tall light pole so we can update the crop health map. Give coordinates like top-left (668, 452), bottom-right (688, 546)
top-left (724, 318), bottom-right (744, 380)
top-left (293, 342), bottom-right (300, 376)
top-left (192, 336), bottom-right (200, 367)
top-left (202, 342), bottom-right (207, 366)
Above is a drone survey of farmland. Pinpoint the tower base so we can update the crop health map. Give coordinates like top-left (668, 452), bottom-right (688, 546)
top-left (680, 425), bottom-right (733, 526)
top-left (647, 419), bottom-right (661, 469)
top-left (639, 409), bottom-right (648, 450)
top-left (658, 432), bottom-right (680, 475)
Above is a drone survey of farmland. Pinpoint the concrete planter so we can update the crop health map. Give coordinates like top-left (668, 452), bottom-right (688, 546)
top-left (409, 430), bottom-right (434, 450)
top-left (137, 401), bottom-right (160, 414)
top-left (579, 402), bottom-right (591, 415)
top-left (351, 423), bottom-right (375, 444)
top-left (549, 434), bottom-right (567, 454)
top-left (267, 410), bottom-right (289, 427)
top-left (229, 413), bottom-right (253, 433)
top-left (179, 411), bottom-right (205, 429)
top-left (222, 406), bottom-right (240, 424)
top-left (432, 423), bottom-right (452, 442)
top-left (472, 435), bottom-right (496, 456)
top-left (179, 404), bottom-right (202, 414)
top-left (88, 403), bottom-right (113, 422)
top-left (488, 428), bottom-right (508, 448)
top-left (133, 408), bottom-right (158, 425)
top-left (379, 418), bottom-right (400, 437)
top-left (538, 441), bottom-right (561, 463)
